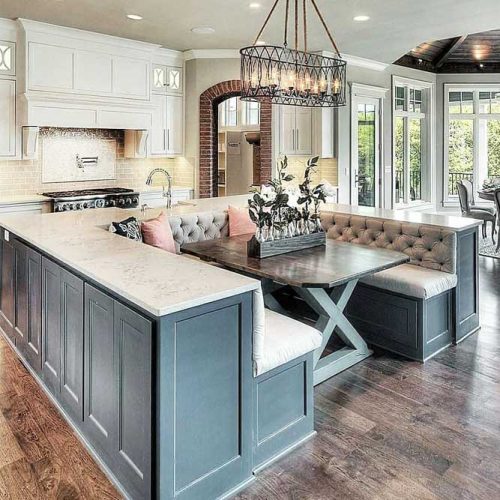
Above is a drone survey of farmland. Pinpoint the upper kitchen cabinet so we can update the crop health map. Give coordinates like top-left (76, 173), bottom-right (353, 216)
top-left (276, 105), bottom-right (336, 159)
top-left (0, 40), bottom-right (16, 77)
top-left (152, 64), bottom-right (183, 95)
top-left (278, 106), bottom-right (312, 156)
top-left (27, 42), bottom-right (150, 100)
top-left (21, 20), bottom-right (154, 101)
top-left (150, 94), bottom-right (183, 157)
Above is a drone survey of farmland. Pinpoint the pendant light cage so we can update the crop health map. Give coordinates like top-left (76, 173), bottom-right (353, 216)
top-left (240, 0), bottom-right (347, 107)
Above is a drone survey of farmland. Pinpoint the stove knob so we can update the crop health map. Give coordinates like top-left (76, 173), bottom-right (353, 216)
top-left (132, 196), bottom-right (138, 205)
top-left (62, 204), bottom-right (70, 211)
top-left (108, 199), bottom-right (116, 207)
top-left (118, 198), bottom-right (125, 206)
top-left (77, 202), bottom-right (84, 210)
top-left (125, 197), bottom-right (131, 205)
top-left (95, 199), bottom-right (105, 208)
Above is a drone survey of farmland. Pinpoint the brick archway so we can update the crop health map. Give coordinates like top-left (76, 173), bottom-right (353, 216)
top-left (199, 80), bottom-right (272, 198)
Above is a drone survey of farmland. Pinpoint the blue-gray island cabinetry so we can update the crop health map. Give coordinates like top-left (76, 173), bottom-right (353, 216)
top-left (0, 226), bottom-right (255, 500)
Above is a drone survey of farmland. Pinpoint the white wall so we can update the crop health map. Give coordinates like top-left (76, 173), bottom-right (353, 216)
top-left (184, 57), bottom-right (240, 195)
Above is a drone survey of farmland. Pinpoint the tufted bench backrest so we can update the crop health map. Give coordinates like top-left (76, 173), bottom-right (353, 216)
top-left (320, 212), bottom-right (457, 274)
top-left (168, 211), bottom-right (229, 253)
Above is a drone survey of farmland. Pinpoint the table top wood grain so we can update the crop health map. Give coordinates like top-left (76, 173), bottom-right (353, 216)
top-left (182, 235), bottom-right (410, 288)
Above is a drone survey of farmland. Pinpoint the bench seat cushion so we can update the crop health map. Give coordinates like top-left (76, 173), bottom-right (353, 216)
top-left (360, 263), bottom-right (457, 299)
top-left (255, 310), bottom-right (322, 377)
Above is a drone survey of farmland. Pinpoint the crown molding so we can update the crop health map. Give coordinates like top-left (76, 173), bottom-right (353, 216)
top-left (184, 49), bottom-right (240, 61)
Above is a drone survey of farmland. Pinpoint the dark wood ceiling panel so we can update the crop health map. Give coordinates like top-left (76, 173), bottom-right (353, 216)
top-left (394, 29), bottom-right (500, 73)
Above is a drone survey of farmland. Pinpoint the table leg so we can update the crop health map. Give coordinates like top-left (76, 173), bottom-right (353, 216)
top-left (293, 280), bottom-right (372, 386)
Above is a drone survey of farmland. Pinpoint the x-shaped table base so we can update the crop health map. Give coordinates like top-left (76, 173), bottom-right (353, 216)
top-left (262, 279), bottom-right (372, 386)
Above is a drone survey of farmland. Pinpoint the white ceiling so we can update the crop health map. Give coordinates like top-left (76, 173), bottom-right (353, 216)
top-left (1, 0), bottom-right (500, 63)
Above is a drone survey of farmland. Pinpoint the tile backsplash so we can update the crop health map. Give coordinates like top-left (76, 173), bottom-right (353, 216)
top-left (0, 128), bottom-right (195, 197)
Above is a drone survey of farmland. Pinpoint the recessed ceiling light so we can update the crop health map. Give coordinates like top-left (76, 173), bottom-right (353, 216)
top-left (256, 40), bottom-right (266, 45)
top-left (191, 26), bottom-right (215, 34)
top-left (249, 2), bottom-right (261, 8)
top-left (126, 14), bottom-right (143, 20)
top-left (353, 15), bottom-right (370, 22)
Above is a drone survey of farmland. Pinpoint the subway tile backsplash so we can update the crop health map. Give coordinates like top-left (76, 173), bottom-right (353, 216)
top-left (0, 127), bottom-right (195, 196)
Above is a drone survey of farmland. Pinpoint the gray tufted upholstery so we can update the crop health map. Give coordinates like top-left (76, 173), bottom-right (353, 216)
top-left (168, 211), bottom-right (229, 253)
top-left (320, 212), bottom-right (457, 274)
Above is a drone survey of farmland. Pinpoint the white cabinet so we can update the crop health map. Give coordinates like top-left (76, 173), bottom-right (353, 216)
top-left (74, 51), bottom-right (112, 93)
top-left (152, 65), bottom-right (182, 95)
top-left (0, 79), bottom-right (16, 157)
top-left (150, 94), bottom-right (183, 157)
top-left (0, 41), bottom-right (16, 77)
top-left (166, 95), bottom-right (183, 156)
top-left (139, 188), bottom-right (193, 208)
top-left (112, 56), bottom-right (149, 99)
top-left (151, 94), bottom-right (167, 155)
top-left (27, 42), bottom-right (150, 101)
top-left (29, 43), bottom-right (74, 91)
top-left (278, 106), bottom-right (312, 156)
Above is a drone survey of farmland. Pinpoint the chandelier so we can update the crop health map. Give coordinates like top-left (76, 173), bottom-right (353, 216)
top-left (240, 0), bottom-right (347, 107)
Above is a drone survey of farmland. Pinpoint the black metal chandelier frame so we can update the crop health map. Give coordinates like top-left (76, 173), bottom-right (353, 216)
top-left (240, 0), bottom-right (347, 107)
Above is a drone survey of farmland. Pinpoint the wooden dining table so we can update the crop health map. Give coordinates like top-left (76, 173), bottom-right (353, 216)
top-left (183, 234), bottom-right (409, 385)
top-left (478, 188), bottom-right (499, 202)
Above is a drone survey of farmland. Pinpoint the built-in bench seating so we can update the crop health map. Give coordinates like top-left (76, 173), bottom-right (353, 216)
top-left (320, 212), bottom-right (460, 361)
top-left (165, 211), bottom-right (322, 470)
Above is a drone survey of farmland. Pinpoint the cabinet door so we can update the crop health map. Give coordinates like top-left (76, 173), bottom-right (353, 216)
top-left (0, 79), bottom-right (16, 158)
top-left (151, 94), bottom-right (167, 155)
top-left (295, 108), bottom-right (312, 155)
top-left (166, 95), bottom-right (183, 156)
top-left (112, 56), bottom-right (149, 100)
top-left (152, 64), bottom-right (167, 94)
top-left (113, 301), bottom-right (152, 500)
top-left (280, 106), bottom-right (296, 155)
top-left (166, 66), bottom-right (182, 95)
top-left (0, 234), bottom-right (16, 342)
top-left (28, 42), bottom-right (74, 91)
top-left (74, 50), bottom-right (113, 94)
top-left (60, 269), bottom-right (84, 422)
top-left (84, 284), bottom-right (116, 462)
top-left (14, 243), bottom-right (42, 373)
top-left (41, 258), bottom-right (62, 395)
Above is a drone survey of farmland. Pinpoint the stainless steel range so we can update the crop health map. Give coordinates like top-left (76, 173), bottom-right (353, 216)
top-left (42, 187), bottom-right (139, 212)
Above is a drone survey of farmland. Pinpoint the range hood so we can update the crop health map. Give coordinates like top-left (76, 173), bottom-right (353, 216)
top-left (20, 92), bottom-right (154, 130)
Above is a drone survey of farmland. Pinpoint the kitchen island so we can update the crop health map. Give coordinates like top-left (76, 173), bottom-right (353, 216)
top-left (0, 204), bottom-right (259, 500)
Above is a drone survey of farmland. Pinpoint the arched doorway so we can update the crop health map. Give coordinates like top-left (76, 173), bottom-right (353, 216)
top-left (199, 80), bottom-right (272, 198)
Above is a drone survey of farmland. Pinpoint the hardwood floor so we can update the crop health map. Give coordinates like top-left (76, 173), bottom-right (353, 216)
top-left (0, 256), bottom-right (499, 499)
top-left (235, 256), bottom-right (500, 499)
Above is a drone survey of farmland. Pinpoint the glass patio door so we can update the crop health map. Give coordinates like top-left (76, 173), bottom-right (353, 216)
top-left (351, 97), bottom-right (380, 207)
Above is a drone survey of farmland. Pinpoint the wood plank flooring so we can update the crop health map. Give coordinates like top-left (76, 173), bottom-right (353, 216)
top-left (235, 256), bottom-right (500, 499)
top-left (0, 256), bottom-right (499, 499)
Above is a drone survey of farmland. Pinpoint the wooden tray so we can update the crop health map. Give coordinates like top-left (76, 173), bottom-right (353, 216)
top-left (247, 231), bottom-right (326, 258)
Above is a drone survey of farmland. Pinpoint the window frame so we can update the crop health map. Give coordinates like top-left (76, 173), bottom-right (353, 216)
top-left (443, 83), bottom-right (500, 205)
top-left (392, 76), bottom-right (434, 208)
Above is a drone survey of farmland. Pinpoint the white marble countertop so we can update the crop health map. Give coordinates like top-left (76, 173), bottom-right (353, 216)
top-left (321, 203), bottom-right (482, 231)
top-left (0, 205), bottom-right (258, 317)
top-left (0, 194), bottom-right (52, 206)
top-left (129, 185), bottom-right (194, 194)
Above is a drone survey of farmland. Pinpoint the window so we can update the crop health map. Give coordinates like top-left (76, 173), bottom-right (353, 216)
top-left (218, 97), bottom-right (260, 128)
top-left (444, 86), bottom-right (500, 202)
top-left (393, 78), bottom-right (433, 206)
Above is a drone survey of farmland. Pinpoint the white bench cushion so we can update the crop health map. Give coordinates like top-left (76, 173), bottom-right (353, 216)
top-left (255, 310), bottom-right (322, 377)
top-left (360, 263), bottom-right (458, 299)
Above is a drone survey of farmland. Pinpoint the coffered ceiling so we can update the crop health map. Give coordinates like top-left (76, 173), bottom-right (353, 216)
top-left (1, 0), bottom-right (500, 63)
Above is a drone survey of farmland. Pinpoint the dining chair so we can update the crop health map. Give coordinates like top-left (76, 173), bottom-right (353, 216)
top-left (494, 189), bottom-right (500, 252)
top-left (457, 181), bottom-right (496, 242)
top-left (462, 178), bottom-right (496, 215)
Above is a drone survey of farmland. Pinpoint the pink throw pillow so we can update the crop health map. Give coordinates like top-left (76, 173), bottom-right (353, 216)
top-left (228, 205), bottom-right (256, 237)
top-left (141, 212), bottom-right (176, 254)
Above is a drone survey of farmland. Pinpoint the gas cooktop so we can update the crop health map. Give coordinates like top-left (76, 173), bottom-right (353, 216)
top-left (42, 187), bottom-right (135, 198)
top-left (42, 187), bottom-right (139, 212)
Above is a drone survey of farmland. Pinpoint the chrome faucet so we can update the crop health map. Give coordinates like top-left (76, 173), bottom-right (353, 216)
top-left (146, 168), bottom-right (173, 209)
